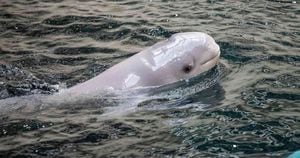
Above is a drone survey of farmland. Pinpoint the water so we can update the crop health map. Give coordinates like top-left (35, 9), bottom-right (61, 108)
top-left (0, 0), bottom-right (299, 157)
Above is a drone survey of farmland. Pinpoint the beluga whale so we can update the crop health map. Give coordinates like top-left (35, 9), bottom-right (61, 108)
top-left (65, 32), bottom-right (221, 95)
top-left (0, 32), bottom-right (222, 115)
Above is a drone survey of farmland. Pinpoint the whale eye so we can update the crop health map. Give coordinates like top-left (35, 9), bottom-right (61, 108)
top-left (183, 64), bottom-right (193, 73)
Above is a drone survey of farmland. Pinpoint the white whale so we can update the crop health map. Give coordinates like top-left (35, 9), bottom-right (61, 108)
top-left (0, 32), bottom-right (221, 114)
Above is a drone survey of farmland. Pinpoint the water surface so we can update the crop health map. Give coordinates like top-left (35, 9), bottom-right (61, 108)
top-left (0, 0), bottom-right (299, 157)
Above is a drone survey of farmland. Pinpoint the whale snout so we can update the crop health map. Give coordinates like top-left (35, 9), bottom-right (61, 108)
top-left (190, 33), bottom-right (220, 74)
top-left (208, 39), bottom-right (220, 59)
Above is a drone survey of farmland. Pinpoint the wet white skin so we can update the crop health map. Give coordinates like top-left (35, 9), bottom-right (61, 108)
top-left (67, 32), bottom-right (220, 94)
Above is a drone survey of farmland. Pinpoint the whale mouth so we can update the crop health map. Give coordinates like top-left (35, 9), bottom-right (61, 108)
top-left (198, 49), bottom-right (220, 74)
top-left (202, 50), bottom-right (220, 66)
top-left (203, 41), bottom-right (220, 65)
top-left (201, 46), bottom-right (220, 66)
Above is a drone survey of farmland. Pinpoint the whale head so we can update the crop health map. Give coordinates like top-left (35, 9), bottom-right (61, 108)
top-left (172, 32), bottom-right (220, 78)
top-left (142, 32), bottom-right (220, 85)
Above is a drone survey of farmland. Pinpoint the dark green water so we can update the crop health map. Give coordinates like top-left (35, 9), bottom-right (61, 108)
top-left (0, 0), bottom-right (299, 157)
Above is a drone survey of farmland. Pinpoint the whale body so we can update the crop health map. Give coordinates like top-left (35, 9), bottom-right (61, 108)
top-left (67, 32), bottom-right (220, 94)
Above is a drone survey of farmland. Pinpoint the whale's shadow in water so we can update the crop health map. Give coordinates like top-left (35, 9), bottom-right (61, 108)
top-left (104, 64), bottom-right (228, 116)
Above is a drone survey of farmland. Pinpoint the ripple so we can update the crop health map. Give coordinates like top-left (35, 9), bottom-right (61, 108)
top-left (0, 119), bottom-right (53, 137)
top-left (53, 46), bottom-right (119, 55)
top-left (0, 0), bottom-right (299, 157)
